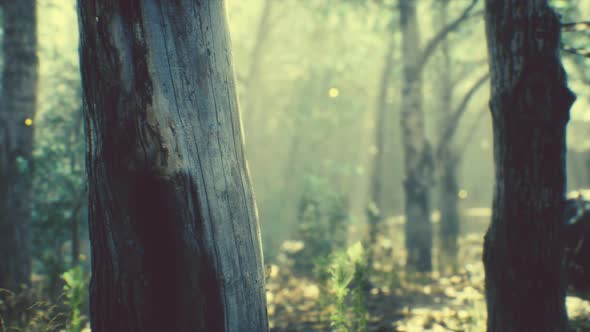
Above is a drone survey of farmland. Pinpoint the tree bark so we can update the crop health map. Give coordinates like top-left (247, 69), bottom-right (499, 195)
top-left (483, 1), bottom-right (575, 330)
top-left (399, 0), bottom-right (434, 272)
top-left (77, 1), bottom-right (269, 331)
top-left (0, 0), bottom-right (38, 291)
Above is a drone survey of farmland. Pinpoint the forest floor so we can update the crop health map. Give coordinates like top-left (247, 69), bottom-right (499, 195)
top-left (266, 211), bottom-right (590, 332)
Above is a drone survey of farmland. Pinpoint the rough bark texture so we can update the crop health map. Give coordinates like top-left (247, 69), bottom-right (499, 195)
top-left (483, 1), bottom-right (575, 331)
top-left (400, 0), bottom-right (434, 272)
top-left (0, 0), bottom-right (38, 291)
top-left (77, 1), bottom-right (269, 331)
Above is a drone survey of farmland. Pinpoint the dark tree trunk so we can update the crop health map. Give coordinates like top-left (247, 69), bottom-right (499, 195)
top-left (400, 0), bottom-right (434, 272)
top-left (0, 0), bottom-right (38, 291)
top-left (483, 1), bottom-right (575, 330)
top-left (77, 1), bottom-right (269, 331)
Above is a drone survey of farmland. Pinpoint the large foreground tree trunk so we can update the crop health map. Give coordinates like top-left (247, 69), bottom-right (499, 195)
top-left (77, 1), bottom-right (269, 331)
top-left (483, 1), bottom-right (575, 330)
top-left (399, 0), bottom-right (434, 272)
top-left (0, 0), bottom-right (38, 291)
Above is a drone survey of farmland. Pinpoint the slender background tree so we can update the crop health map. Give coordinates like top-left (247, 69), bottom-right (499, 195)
top-left (398, 0), bottom-right (479, 272)
top-left (0, 0), bottom-right (38, 292)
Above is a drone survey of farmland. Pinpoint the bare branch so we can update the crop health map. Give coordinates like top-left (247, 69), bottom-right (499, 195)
top-left (452, 106), bottom-right (488, 164)
top-left (562, 44), bottom-right (590, 58)
top-left (562, 21), bottom-right (590, 32)
top-left (418, 0), bottom-right (481, 69)
top-left (436, 72), bottom-right (490, 161)
top-left (451, 58), bottom-right (488, 86)
top-left (469, 9), bottom-right (485, 19)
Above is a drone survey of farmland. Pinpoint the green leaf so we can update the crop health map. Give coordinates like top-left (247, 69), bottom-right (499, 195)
top-left (346, 241), bottom-right (365, 264)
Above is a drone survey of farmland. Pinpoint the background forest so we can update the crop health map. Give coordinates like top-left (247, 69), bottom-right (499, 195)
top-left (2, 0), bottom-right (590, 331)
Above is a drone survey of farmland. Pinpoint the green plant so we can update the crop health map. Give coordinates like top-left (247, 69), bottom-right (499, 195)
top-left (312, 255), bottom-right (332, 322)
top-left (0, 286), bottom-right (64, 332)
top-left (315, 242), bottom-right (368, 332)
top-left (61, 266), bottom-right (87, 332)
top-left (349, 259), bottom-right (369, 332)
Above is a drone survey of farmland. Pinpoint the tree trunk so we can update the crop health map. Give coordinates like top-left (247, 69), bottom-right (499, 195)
top-left (241, 0), bottom-right (272, 142)
top-left (436, 0), bottom-right (460, 273)
top-left (367, 33), bottom-right (395, 268)
top-left (399, 0), bottom-right (433, 272)
top-left (244, 0), bottom-right (272, 90)
top-left (483, 1), bottom-right (575, 330)
top-left (439, 159), bottom-right (460, 273)
top-left (241, 0), bottom-right (273, 215)
top-left (77, 1), bottom-right (269, 331)
top-left (0, 0), bottom-right (38, 291)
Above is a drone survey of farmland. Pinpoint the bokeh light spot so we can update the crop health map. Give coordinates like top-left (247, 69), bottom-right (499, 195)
top-left (458, 189), bottom-right (468, 199)
top-left (328, 87), bottom-right (339, 98)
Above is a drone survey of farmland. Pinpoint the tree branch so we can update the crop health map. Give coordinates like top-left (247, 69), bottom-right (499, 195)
top-left (452, 106), bottom-right (488, 165)
top-left (436, 72), bottom-right (490, 161)
top-left (417, 0), bottom-right (481, 69)
top-left (451, 58), bottom-right (488, 86)
top-left (562, 21), bottom-right (590, 32)
top-left (562, 44), bottom-right (590, 58)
